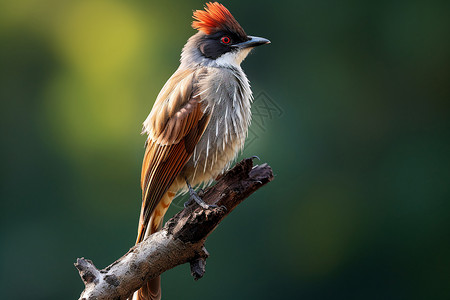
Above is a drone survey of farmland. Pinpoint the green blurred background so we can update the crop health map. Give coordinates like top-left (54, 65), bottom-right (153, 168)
top-left (1, 0), bottom-right (449, 299)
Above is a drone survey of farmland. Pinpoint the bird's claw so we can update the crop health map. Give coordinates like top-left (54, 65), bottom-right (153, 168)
top-left (194, 197), bottom-right (217, 210)
top-left (186, 179), bottom-right (216, 210)
top-left (184, 198), bottom-right (194, 208)
top-left (218, 205), bottom-right (227, 212)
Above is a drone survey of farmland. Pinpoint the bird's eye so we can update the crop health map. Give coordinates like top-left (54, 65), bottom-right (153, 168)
top-left (221, 36), bottom-right (231, 44)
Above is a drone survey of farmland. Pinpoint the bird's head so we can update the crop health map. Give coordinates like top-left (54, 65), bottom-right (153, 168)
top-left (181, 2), bottom-right (270, 68)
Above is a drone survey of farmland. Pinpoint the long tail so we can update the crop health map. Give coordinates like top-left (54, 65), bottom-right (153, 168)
top-left (133, 191), bottom-right (175, 300)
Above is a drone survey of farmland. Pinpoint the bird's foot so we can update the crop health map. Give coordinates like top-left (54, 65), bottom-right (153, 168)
top-left (185, 180), bottom-right (217, 210)
top-left (184, 198), bottom-right (194, 208)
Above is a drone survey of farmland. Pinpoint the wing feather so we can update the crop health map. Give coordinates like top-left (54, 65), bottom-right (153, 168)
top-left (137, 68), bottom-right (209, 242)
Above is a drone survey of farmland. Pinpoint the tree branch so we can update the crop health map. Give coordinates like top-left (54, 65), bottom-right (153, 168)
top-left (75, 158), bottom-right (273, 300)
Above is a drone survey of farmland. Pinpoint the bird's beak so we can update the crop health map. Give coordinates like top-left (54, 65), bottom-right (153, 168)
top-left (233, 36), bottom-right (271, 49)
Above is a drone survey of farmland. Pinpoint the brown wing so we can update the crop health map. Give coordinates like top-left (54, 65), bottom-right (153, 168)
top-left (136, 68), bottom-right (210, 243)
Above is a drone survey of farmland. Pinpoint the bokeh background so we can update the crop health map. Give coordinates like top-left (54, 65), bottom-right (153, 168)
top-left (1, 0), bottom-right (449, 299)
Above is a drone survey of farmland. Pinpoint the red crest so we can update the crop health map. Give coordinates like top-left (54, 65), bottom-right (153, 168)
top-left (192, 2), bottom-right (246, 37)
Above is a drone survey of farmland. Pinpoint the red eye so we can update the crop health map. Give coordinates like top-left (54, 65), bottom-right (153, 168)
top-left (221, 36), bottom-right (231, 44)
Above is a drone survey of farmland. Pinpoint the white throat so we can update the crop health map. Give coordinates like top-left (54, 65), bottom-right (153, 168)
top-left (214, 48), bottom-right (252, 68)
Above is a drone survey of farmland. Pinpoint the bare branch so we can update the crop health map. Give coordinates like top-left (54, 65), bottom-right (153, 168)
top-left (75, 158), bottom-right (273, 300)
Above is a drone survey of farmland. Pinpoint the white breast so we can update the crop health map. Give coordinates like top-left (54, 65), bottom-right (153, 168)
top-left (179, 66), bottom-right (252, 188)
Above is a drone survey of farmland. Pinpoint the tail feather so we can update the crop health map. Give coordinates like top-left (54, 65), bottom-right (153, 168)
top-left (136, 264), bottom-right (161, 300)
top-left (132, 276), bottom-right (160, 300)
top-left (133, 191), bottom-right (175, 300)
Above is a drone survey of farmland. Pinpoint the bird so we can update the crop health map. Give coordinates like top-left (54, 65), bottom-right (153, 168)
top-left (132, 2), bottom-right (270, 300)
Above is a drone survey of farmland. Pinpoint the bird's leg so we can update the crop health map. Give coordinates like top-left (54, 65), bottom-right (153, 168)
top-left (184, 179), bottom-right (218, 209)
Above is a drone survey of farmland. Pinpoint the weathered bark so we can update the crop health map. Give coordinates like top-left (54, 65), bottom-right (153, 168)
top-left (75, 158), bottom-right (273, 300)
